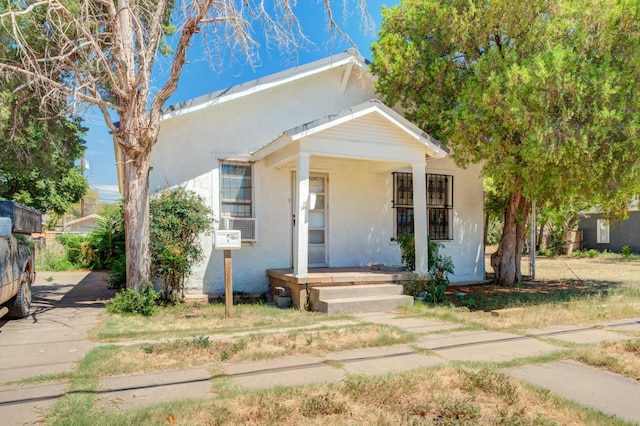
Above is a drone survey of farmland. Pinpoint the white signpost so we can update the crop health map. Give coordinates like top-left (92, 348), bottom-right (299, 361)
top-left (214, 230), bottom-right (241, 318)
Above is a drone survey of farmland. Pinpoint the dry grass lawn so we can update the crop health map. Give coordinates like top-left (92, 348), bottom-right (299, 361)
top-left (87, 366), bottom-right (622, 425)
top-left (91, 302), bottom-right (349, 342)
top-left (86, 324), bottom-right (413, 377)
top-left (572, 338), bottom-right (640, 381)
top-left (47, 257), bottom-right (640, 425)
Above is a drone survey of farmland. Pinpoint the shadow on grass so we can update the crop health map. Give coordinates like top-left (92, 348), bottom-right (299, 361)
top-left (445, 279), bottom-right (623, 312)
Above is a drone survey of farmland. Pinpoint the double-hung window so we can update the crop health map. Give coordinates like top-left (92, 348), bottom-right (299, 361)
top-left (219, 161), bottom-right (257, 241)
top-left (392, 172), bottom-right (453, 240)
top-left (220, 161), bottom-right (253, 217)
top-left (596, 219), bottom-right (609, 244)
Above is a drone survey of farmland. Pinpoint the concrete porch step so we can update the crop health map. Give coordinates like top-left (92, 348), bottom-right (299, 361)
top-left (312, 283), bottom-right (406, 300)
top-left (316, 295), bottom-right (414, 315)
top-left (310, 284), bottom-right (413, 314)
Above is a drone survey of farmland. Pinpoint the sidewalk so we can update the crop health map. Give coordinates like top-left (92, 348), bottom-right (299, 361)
top-left (1, 272), bottom-right (639, 425)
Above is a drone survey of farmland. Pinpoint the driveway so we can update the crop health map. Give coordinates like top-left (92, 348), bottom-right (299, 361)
top-left (0, 271), bottom-right (114, 425)
top-left (0, 270), bottom-right (114, 383)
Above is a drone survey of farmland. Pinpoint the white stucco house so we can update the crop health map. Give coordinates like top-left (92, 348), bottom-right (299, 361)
top-left (138, 50), bottom-right (485, 305)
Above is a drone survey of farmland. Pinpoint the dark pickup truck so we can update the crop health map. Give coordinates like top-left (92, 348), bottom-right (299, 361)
top-left (0, 201), bottom-right (42, 319)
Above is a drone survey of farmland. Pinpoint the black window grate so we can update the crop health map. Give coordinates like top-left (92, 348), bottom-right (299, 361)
top-left (392, 172), bottom-right (453, 240)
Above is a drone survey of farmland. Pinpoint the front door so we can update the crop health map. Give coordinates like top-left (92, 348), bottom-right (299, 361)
top-left (292, 173), bottom-right (328, 267)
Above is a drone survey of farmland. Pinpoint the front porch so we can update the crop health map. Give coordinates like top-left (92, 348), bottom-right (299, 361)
top-left (267, 267), bottom-right (413, 310)
top-left (252, 100), bottom-right (449, 283)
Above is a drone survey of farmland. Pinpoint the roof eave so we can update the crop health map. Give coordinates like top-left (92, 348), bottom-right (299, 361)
top-left (161, 50), bottom-right (369, 121)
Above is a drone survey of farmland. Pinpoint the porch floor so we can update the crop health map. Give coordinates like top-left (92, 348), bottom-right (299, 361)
top-left (267, 267), bottom-right (412, 309)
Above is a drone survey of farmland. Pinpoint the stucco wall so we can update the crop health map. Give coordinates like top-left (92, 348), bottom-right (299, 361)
top-left (149, 66), bottom-right (375, 193)
top-left (427, 157), bottom-right (485, 282)
top-left (149, 59), bottom-right (485, 295)
top-left (180, 155), bottom-right (484, 295)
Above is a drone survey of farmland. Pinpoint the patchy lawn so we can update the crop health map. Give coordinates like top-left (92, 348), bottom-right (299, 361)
top-left (45, 256), bottom-right (639, 425)
top-left (91, 303), bottom-right (351, 342)
top-left (445, 279), bottom-right (618, 312)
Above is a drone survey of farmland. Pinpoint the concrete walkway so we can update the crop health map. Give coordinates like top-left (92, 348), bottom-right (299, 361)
top-left (0, 271), bottom-right (114, 425)
top-left (1, 273), bottom-right (640, 424)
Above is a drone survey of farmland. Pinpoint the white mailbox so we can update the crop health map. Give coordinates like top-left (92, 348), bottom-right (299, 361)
top-left (215, 230), bottom-right (241, 250)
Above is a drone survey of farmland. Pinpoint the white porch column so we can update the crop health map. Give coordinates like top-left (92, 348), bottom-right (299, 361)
top-left (293, 152), bottom-right (310, 277)
top-left (412, 162), bottom-right (429, 274)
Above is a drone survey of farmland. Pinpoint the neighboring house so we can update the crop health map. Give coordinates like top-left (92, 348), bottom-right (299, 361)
top-left (125, 50), bottom-right (485, 298)
top-left (63, 214), bottom-right (104, 234)
top-left (579, 203), bottom-right (640, 252)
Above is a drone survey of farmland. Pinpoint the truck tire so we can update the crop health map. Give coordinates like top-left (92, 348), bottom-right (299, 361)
top-left (8, 269), bottom-right (31, 319)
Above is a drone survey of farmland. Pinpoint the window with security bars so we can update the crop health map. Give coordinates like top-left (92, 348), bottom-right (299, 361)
top-left (392, 172), bottom-right (453, 240)
top-left (220, 161), bottom-right (253, 218)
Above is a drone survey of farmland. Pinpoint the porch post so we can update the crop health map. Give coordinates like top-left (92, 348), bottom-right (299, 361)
top-left (294, 152), bottom-right (310, 277)
top-left (412, 161), bottom-right (429, 274)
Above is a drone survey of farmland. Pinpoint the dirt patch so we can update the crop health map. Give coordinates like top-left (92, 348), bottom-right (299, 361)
top-left (485, 255), bottom-right (640, 284)
top-left (449, 256), bottom-right (640, 311)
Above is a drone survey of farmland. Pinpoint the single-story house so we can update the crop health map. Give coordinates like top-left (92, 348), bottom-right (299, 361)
top-left (579, 202), bottom-right (640, 253)
top-left (128, 50), bottom-right (485, 306)
top-left (63, 214), bottom-right (104, 234)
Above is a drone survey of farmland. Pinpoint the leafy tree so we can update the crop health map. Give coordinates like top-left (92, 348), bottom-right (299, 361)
top-left (2, 166), bottom-right (88, 216)
top-left (0, 13), bottom-right (88, 215)
top-left (89, 203), bottom-right (126, 269)
top-left (0, 87), bottom-right (88, 215)
top-left (150, 187), bottom-right (212, 303)
top-left (371, 0), bottom-right (640, 285)
top-left (535, 201), bottom-right (586, 255)
top-left (0, 0), bottom-right (371, 288)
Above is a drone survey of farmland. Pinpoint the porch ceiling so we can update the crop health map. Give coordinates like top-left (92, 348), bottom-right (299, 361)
top-left (251, 99), bottom-right (449, 168)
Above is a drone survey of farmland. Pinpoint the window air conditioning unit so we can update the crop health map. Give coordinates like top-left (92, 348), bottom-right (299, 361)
top-left (220, 217), bottom-right (257, 242)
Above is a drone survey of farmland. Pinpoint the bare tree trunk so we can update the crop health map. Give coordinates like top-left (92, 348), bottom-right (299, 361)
top-left (122, 148), bottom-right (152, 288)
top-left (491, 187), bottom-right (531, 286)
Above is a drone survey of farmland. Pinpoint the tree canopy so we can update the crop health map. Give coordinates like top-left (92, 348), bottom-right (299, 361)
top-left (0, 81), bottom-right (87, 215)
top-left (371, 0), bottom-right (640, 285)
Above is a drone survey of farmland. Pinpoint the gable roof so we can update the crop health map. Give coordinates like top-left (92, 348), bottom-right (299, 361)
top-left (115, 50), bottom-right (372, 194)
top-left (161, 49), bottom-right (371, 121)
top-left (64, 214), bottom-right (103, 225)
top-left (252, 99), bottom-right (449, 160)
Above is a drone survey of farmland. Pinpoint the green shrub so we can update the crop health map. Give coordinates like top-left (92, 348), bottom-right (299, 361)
top-left (37, 242), bottom-right (76, 271)
top-left (397, 234), bottom-right (416, 271)
top-left (55, 234), bottom-right (88, 267)
top-left (621, 245), bottom-right (632, 258)
top-left (107, 256), bottom-right (126, 289)
top-left (106, 283), bottom-right (159, 316)
top-left (537, 248), bottom-right (555, 257)
top-left (587, 249), bottom-right (598, 258)
top-left (150, 187), bottom-right (213, 303)
top-left (400, 234), bottom-right (454, 303)
top-left (89, 205), bottom-right (126, 270)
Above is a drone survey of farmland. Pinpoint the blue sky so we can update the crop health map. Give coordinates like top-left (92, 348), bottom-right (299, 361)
top-left (83, 1), bottom-right (398, 203)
